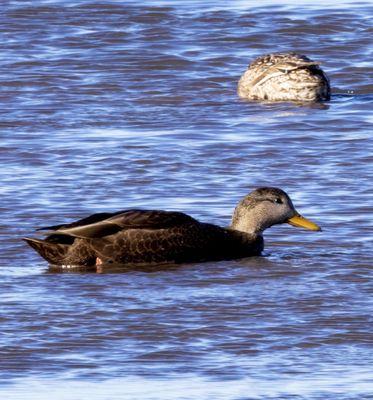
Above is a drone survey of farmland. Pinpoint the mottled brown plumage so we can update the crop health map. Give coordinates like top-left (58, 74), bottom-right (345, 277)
top-left (238, 52), bottom-right (330, 102)
top-left (23, 188), bottom-right (321, 268)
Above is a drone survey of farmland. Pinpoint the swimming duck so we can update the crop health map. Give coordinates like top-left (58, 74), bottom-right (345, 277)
top-left (237, 52), bottom-right (330, 102)
top-left (23, 187), bottom-right (321, 268)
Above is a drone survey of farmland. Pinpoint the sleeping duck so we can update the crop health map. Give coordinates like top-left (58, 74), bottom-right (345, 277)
top-left (237, 52), bottom-right (330, 102)
top-left (23, 187), bottom-right (321, 268)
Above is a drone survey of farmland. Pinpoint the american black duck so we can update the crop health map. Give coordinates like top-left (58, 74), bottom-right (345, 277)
top-left (238, 52), bottom-right (330, 102)
top-left (23, 187), bottom-right (321, 268)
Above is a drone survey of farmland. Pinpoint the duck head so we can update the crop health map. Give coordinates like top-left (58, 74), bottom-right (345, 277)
top-left (231, 187), bottom-right (321, 235)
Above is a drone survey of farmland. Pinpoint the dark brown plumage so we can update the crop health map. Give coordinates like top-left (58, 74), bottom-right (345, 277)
top-left (23, 188), bottom-right (321, 268)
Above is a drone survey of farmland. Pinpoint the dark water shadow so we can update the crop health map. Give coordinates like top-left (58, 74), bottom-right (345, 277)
top-left (45, 255), bottom-right (277, 275)
top-left (238, 97), bottom-right (331, 110)
top-left (46, 261), bottom-right (185, 274)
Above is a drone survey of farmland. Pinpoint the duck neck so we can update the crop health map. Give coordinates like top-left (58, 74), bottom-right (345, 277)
top-left (230, 203), bottom-right (264, 236)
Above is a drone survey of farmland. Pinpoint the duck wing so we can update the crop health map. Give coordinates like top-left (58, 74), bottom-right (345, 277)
top-left (37, 211), bottom-right (126, 232)
top-left (42, 210), bottom-right (198, 239)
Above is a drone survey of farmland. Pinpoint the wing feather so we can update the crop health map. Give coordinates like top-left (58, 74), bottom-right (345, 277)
top-left (40, 210), bottom-right (198, 239)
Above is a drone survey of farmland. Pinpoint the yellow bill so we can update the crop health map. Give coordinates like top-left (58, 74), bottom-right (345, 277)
top-left (287, 213), bottom-right (322, 231)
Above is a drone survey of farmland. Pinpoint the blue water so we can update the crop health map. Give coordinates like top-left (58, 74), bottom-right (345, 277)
top-left (1, 0), bottom-right (372, 399)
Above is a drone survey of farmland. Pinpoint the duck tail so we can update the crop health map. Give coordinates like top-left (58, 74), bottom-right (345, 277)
top-left (22, 237), bottom-right (70, 265)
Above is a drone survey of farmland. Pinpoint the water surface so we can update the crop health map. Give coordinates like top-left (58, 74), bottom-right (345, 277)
top-left (0, 0), bottom-right (372, 399)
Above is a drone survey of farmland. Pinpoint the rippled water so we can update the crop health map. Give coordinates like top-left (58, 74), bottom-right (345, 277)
top-left (1, 0), bottom-right (372, 399)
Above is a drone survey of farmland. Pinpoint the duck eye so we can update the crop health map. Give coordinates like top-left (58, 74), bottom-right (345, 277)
top-left (274, 198), bottom-right (283, 204)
